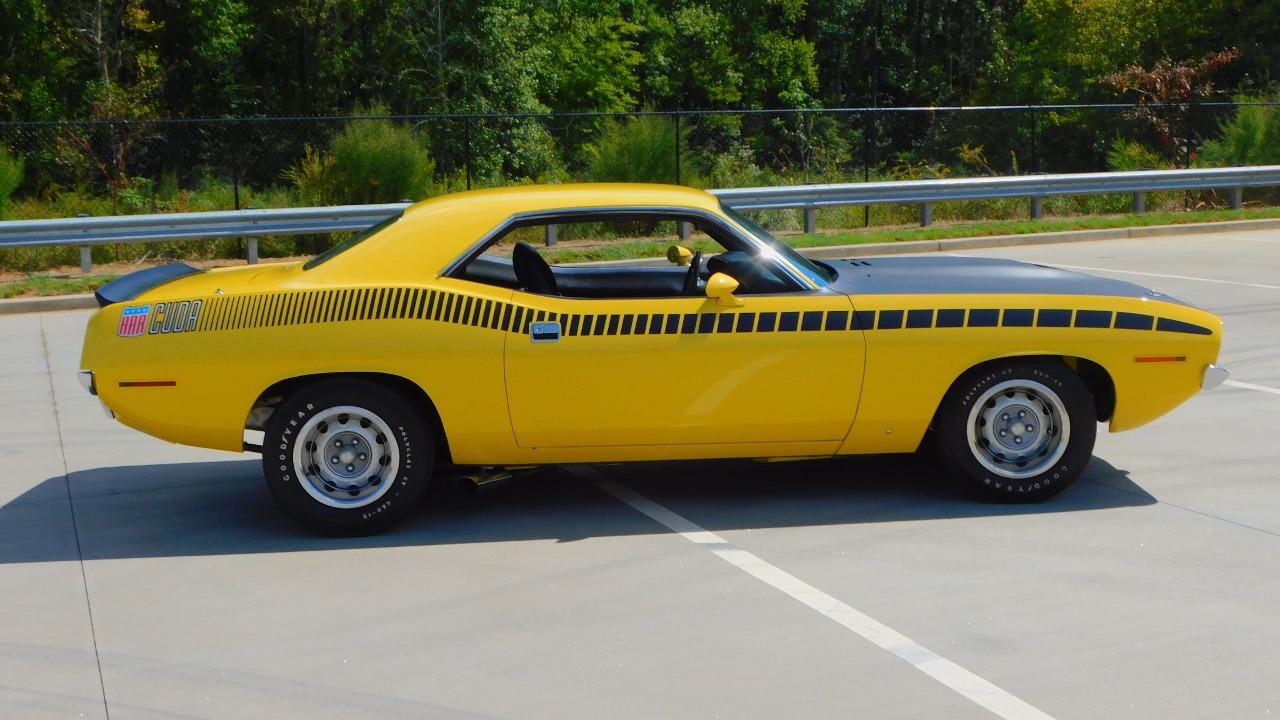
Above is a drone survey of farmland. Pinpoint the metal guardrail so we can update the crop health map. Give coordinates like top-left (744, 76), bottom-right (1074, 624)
top-left (2, 166), bottom-right (1277, 273)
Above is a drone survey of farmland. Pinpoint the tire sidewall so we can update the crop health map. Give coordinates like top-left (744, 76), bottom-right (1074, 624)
top-left (264, 379), bottom-right (432, 534)
top-left (939, 362), bottom-right (1096, 501)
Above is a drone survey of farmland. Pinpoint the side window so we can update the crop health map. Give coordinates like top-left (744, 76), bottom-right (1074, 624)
top-left (456, 213), bottom-right (793, 298)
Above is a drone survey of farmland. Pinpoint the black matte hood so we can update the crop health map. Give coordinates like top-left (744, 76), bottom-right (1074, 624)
top-left (825, 255), bottom-right (1185, 304)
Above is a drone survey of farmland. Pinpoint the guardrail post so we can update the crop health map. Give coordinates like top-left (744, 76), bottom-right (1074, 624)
top-left (1030, 196), bottom-right (1043, 220)
top-left (920, 203), bottom-right (933, 227)
top-left (677, 221), bottom-right (691, 241)
top-left (803, 208), bottom-right (816, 234)
top-left (1131, 192), bottom-right (1147, 213)
top-left (545, 224), bottom-right (558, 246)
top-left (1230, 187), bottom-right (1243, 210)
top-left (79, 245), bottom-right (92, 274)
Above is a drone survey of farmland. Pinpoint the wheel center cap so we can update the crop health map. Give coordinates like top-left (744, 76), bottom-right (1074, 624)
top-left (995, 404), bottom-right (1039, 450)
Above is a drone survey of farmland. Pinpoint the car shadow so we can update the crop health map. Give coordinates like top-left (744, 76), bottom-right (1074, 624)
top-left (0, 453), bottom-right (1154, 564)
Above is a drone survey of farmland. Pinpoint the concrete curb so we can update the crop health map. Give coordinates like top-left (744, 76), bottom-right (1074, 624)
top-left (1, 217), bottom-right (1277, 316)
top-left (0, 293), bottom-right (97, 315)
top-left (798, 217), bottom-right (1280, 259)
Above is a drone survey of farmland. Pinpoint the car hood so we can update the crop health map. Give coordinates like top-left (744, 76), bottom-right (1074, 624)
top-left (824, 255), bottom-right (1187, 305)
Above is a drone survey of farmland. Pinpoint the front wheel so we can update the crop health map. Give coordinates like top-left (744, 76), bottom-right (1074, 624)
top-left (262, 378), bottom-right (433, 535)
top-left (935, 361), bottom-right (1096, 502)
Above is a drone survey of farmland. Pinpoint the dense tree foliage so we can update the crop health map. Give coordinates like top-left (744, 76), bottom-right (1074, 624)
top-left (2, 0), bottom-right (1272, 123)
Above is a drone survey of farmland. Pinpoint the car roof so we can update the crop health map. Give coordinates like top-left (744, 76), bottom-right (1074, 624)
top-left (302, 183), bottom-right (724, 283)
top-left (403, 182), bottom-right (721, 219)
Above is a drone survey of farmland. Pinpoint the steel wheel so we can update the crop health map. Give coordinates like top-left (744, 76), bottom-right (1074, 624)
top-left (293, 405), bottom-right (401, 509)
top-left (965, 379), bottom-right (1070, 479)
top-left (936, 361), bottom-right (1095, 502)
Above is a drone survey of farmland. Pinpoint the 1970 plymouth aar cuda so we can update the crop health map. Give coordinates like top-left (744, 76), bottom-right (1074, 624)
top-left (79, 184), bottom-right (1227, 534)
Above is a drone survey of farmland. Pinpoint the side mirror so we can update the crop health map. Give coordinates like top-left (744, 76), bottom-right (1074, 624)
top-left (705, 272), bottom-right (744, 307)
top-left (666, 244), bottom-right (693, 266)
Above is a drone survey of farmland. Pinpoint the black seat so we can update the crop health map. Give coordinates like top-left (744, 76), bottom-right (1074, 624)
top-left (512, 241), bottom-right (559, 295)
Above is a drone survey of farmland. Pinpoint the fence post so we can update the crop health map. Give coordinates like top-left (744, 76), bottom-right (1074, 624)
top-left (920, 203), bottom-right (933, 227)
top-left (545, 224), bottom-right (558, 247)
top-left (677, 221), bottom-right (691, 241)
top-left (1230, 187), bottom-right (1243, 210)
top-left (804, 207), bottom-right (817, 234)
top-left (674, 112), bottom-right (682, 185)
top-left (1132, 192), bottom-right (1147, 213)
top-left (464, 117), bottom-right (473, 191)
top-left (1030, 107), bottom-right (1040, 173)
top-left (1030, 196), bottom-right (1043, 220)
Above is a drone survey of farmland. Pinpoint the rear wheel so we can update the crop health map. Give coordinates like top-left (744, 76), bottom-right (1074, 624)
top-left (935, 361), bottom-right (1095, 502)
top-left (262, 378), bottom-right (433, 535)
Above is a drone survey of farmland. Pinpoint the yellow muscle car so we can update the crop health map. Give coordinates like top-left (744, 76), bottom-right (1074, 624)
top-left (78, 184), bottom-right (1227, 534)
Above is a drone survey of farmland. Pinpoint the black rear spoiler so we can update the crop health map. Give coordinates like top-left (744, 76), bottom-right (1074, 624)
top-left (95, 263), bottom-right (203, 307)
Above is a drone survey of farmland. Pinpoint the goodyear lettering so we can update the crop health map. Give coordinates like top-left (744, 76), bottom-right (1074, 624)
top-left (147, 299), bottom-right (203, 335)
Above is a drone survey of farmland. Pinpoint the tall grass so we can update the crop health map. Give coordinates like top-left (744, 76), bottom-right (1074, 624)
top-left (0, 147), bottom-right (22, 218)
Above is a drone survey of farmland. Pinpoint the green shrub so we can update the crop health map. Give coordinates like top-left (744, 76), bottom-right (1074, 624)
top-left (0, 147), bottom-right (24, 217)
top-left (328, 117), bottom-right (435, 204)
top-left (1201, 96), bottom-right (1280, 167)
top-left (584, 115), bottom-right (682, 184)
top-left (286, 113), bottom-right (436, 206)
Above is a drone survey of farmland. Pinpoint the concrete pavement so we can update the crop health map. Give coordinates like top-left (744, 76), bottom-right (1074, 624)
top-left (2, 230), bottom-right (1277, 719)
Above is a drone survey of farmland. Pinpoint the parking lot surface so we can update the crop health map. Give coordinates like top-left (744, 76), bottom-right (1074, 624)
top-left (2, 229), bottom-right (1277, 719)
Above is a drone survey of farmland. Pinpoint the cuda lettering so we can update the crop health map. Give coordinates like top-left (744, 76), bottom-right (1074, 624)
top-left (147, 300), bottom-right (202, 335)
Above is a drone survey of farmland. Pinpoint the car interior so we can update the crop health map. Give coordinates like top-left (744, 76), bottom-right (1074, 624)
top-left (454, 214), bottom-right (794, 298)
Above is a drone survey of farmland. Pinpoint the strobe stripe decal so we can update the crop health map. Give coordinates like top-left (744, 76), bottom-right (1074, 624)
top-left (132, 287), bottom-right (1217, 339)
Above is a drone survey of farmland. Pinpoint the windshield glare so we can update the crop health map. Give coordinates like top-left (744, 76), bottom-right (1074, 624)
top-left (719, 203), bottom-right (832, 286)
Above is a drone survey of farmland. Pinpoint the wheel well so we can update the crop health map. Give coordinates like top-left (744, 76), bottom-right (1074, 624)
top-left (246, 372), bottom-right (452, 464)
top-left (938, 355), bottom-right (1115, 423)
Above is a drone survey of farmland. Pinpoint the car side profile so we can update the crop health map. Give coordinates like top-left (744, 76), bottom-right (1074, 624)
top-left (78, 183), bottom-right (1226, 534)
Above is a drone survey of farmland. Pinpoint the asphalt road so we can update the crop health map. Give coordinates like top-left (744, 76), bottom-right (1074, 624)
top-left (2, 230), bottom-right (1277, 720)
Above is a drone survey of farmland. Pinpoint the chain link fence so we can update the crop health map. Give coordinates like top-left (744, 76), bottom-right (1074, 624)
top-left (0, 104), bottom-right (1268, 206)
top-left (0, 103), bottom-right (1275, 272)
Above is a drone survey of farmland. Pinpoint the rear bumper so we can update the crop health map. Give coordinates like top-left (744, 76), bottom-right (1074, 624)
top-left (1202, 364), bottom-right (1229, 391)
top-left (77, 370), bottom-right (115, 418)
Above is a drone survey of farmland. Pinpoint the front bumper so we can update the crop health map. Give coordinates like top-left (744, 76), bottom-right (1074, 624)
top-left (1202, 364), bottom-right (1230, 391)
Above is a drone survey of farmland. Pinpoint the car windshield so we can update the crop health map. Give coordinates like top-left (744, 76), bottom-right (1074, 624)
top-left (719, 203), bottom-right (833, 286)
top-left (304, 211), bottom-right (403, 270)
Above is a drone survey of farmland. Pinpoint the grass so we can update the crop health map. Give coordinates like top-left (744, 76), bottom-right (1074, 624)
top-left (4, 204), bottom-right (1280, 299)
top-left (540, 205), bottom-right (1280, 264)
top-left (0, 274), bottom-right (119, 300)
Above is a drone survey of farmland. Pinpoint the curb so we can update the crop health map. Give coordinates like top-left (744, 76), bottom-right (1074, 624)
top-left (1, 217), bottom-right (1277, 316)
top-left (0, 293), bottom-right (97, 315)
top-left (797, 217), bottom-right (1280, 260)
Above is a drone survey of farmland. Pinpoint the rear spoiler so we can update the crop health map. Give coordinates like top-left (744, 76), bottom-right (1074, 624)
top-left (95, 263), bottom-right (203, 307)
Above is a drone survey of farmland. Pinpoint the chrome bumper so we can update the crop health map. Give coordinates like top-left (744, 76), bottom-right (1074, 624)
top-left (78, 370), bottom-right (115, 418)
top-left (1202, 364), bottom-right (1230, 391)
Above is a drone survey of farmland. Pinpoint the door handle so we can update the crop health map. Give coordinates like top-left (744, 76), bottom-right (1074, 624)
top-left (530, 321), bottom-right (561, 343)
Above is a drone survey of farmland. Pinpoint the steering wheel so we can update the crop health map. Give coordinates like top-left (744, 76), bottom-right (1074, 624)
top-left (681, 250), bottom-right (704, 296)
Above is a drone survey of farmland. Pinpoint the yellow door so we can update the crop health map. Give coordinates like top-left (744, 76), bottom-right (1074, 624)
top-left (503, 291), bottom-right (866, 448)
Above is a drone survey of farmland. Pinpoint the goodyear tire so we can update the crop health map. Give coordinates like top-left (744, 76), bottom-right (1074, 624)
top-left (263, 378), bottom-right (432, 535)
top-left (935, 361), bottom-right (1095, 502)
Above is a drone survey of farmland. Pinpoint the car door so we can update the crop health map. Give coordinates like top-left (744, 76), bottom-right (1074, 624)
top-left (503, 288), bottom-right (865, 449)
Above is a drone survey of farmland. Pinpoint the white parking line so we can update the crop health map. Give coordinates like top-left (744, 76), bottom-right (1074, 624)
top-left (1225, 380), bottom-right (1280, 396)
top-left (584, 470), bottom-right (1056, 720)
top-left (1049, 264), bottom-right (1280, 291)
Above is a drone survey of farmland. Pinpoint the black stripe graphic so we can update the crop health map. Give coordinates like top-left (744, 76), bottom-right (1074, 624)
top-left (906, 309), bottom-right (933, 328)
